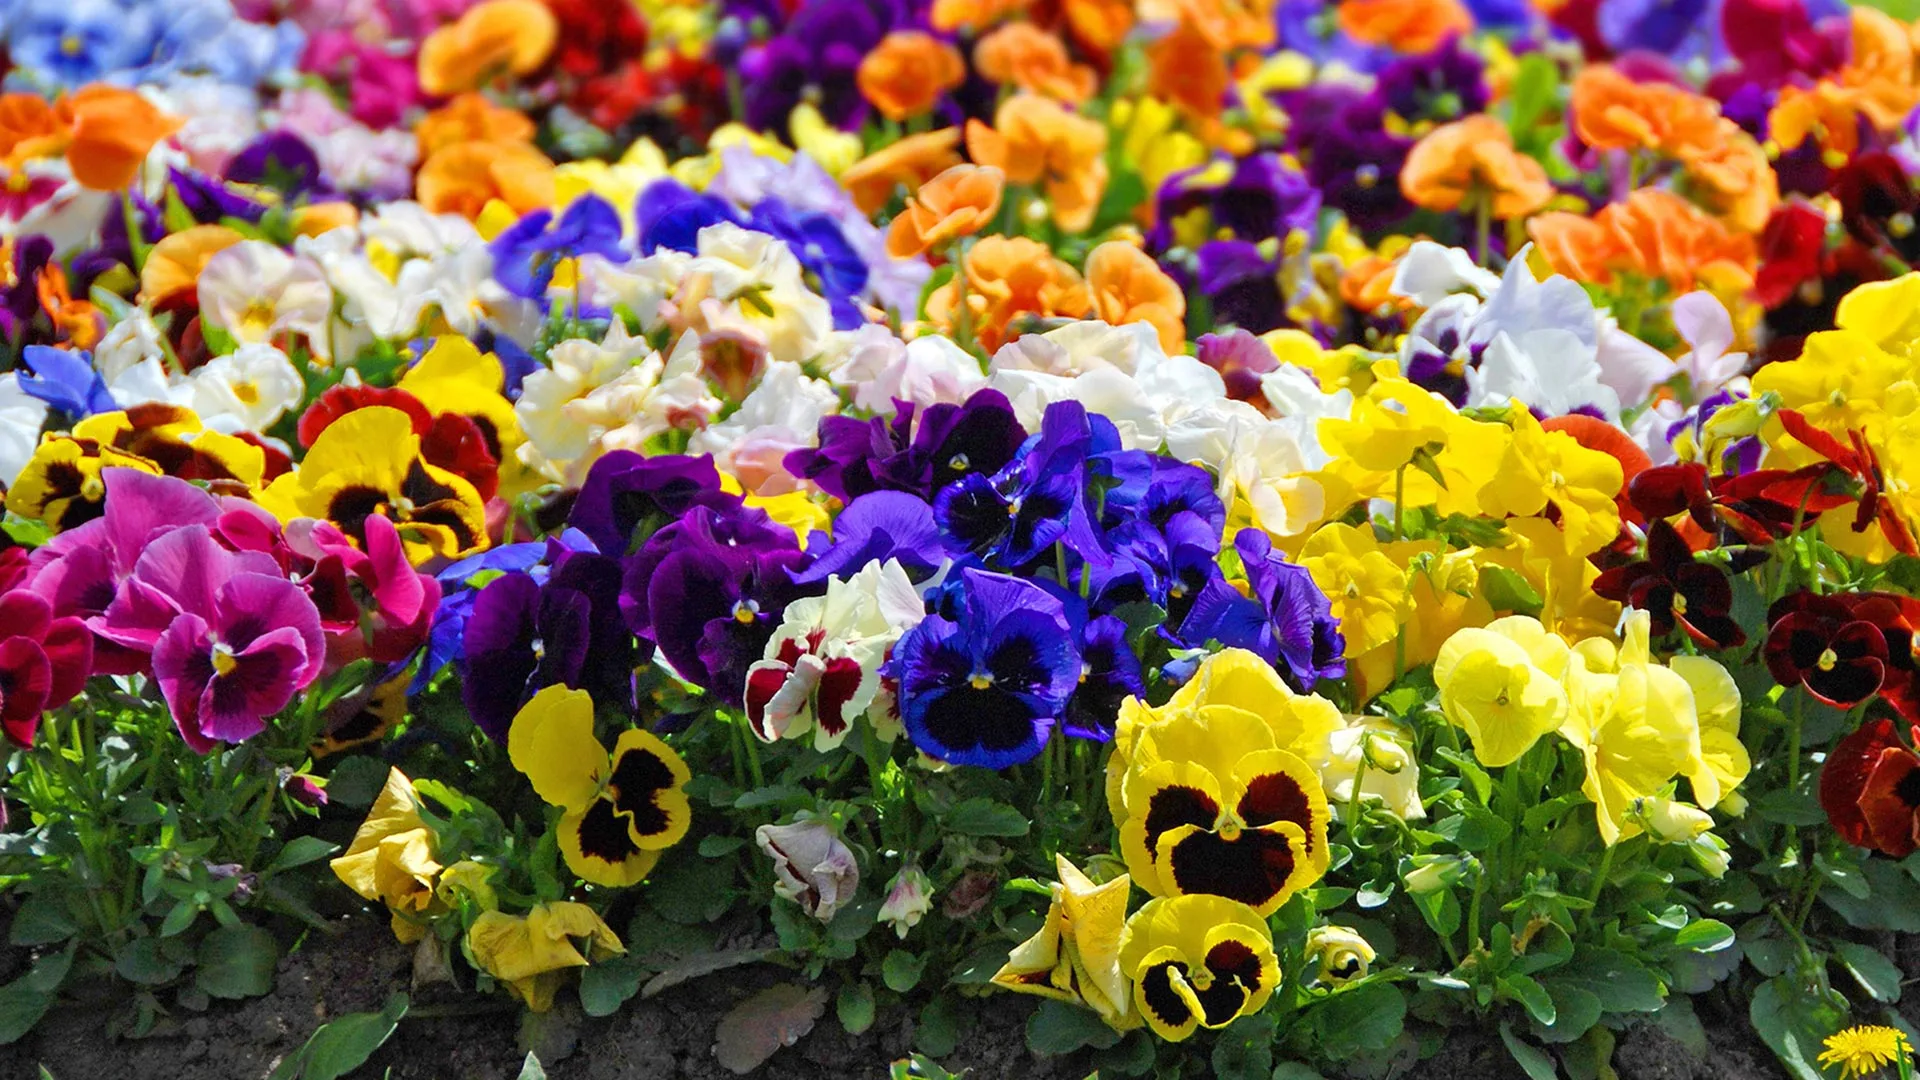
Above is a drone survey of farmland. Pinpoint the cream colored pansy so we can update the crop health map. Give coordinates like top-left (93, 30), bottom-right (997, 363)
top-left (196, 240), bottom-right (335, 361)
top-left (186, 343), bottom-right (304, 435)
top-left (688, 361), bottom-right (839, 494)
top-left (1319, 714), bottom-right (1424, 820)
top-left (682, 222), bottom-right (832, 364)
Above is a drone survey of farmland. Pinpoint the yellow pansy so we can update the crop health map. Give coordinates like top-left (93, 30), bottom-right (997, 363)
top-left (329, 768), bottom-right (444, 943)
top-left (1116, 895), bottom-right (1279, 1042)
top-left (1116, 702), bottom-right (1331, 914)
top-left (1669, 654), bottom-right (1748, 811)
top-left (257, 405), bottom-right (489, 565)
top-left (466, 901), bottom-right (625, 1012)
top-left (507, 685), bottom-right (693, 887)
top-left (1561, 612), bottom-right (1700, 845)
top-left (790, 103), bottom-right (862, 176)
top-left (1477, 405), bottom-right (1623, 559)
top-left (7, 434), bottom-right (160, 531)
top-left (554, 138), bottom-right (671, 236)
top-left (1432, 618), bottom-right (1569, 768)
top-left (398, 335), bottom-right (531, 496)
top-left (992, 855), bottom-right (1138, 1031)
top-left (1299, 523), bottom-right (1410, 659)
top-left (1350, 544), bottom-right (1493, 702)
top-left (1112, 97), bottom-right (1208, 204)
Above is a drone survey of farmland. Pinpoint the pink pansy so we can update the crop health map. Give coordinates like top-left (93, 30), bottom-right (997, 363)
top-left (95, 526), bottom-right (325, 752)
top-left (286, 515), bottom-right (441, 668)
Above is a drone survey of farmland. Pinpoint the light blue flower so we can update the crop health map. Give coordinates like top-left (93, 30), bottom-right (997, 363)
top-left (7, 0), bottom-right (156, 89)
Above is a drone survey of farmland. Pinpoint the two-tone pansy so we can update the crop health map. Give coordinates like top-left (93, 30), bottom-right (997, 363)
top-left (506, 685), bottom-right (692, 887)
top-left (1115, 894), bottom-right (1279, 1042)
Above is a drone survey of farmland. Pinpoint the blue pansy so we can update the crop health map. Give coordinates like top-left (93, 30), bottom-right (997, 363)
top-left (935, 400), bottom-right (1112, 570)
top-left (19, 346), bottom-right (115, 420)
top-left (1177, 529), bottom-right (1345, 691)
top-left (6, 0), bottom-right (155, 87)
top-left (636, 180), bottom-right (744, 254)
top-left (890, 568), bottom-right (1082, 769)
top-left (1062, 614), bottom-right (1145, 742)
top-left (490, 194), bottom-right (627, 300)
top-left (748, 199), bottom-right (869, 329)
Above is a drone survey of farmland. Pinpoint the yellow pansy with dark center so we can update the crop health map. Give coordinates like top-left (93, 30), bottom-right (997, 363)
top-left (1118, 702), bottom-right (1329, 916)
top-left (76, 404), bottom-right (266, 489)
top-left (6, 434), bottom-right (159, 531)
top-left (507, 685), bottom-right (692, 887)
top-left (1116, 895), bottom-right (1279, 1042)
top-left (258, 405), bottom-right (488, 566)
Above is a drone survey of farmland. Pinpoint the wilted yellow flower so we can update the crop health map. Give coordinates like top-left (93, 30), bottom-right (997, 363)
top-left (466, 901), bottom-right (625, 1012)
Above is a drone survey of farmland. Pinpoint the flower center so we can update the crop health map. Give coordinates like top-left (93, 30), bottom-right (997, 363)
top-left (238, 299), bottom-right (277, 337)
top-left (211, 643), bottom-right (239, 678)
top-left (233, 380), bottom-right (260, 405)
top-left (968, 670), bottom-right (994, 690)
top-left (1671, 592), bottom-right (1687, 616)
top-left (61, 34), bottom-right (84, 57)
top-left (80, 474), bottom-right (105, 502)
top-left (732, 599), bottom-right (760, 625)
top-left (1818, 648), bottom-right (1839, 672)
top-left (948, 452), bottom-right (969, 472)
top-left (1355, 164), bottom-right (1379, 188)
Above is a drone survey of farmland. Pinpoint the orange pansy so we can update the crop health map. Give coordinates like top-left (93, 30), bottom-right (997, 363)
top-left (1148, 21), bottom-right (1231, 127)
top-left (841, 128), bottom-right (964, 214)
top-left (1336, 0), bottom-right (1471, 55)
top-left (139, 224), bottom-right (247, 305)
top-left (59, 86), bottom-right (183, 191)
top-left (1569, 65), bottom-right (1722, 157)
top-left (926, 235), bottom-right (1091, 353)
top-left (417, 0), bottom-right (560, 97)
top-left (886, 164), bottom-right (1006, 259)
top-left (929, 0), bottom-right (1028, 34)
top-left (416, 140), bottom-right (556, 220)
top-left (858, 31), bottom-right (969, 122)
top-left (1528, 189), bottom-right (1756, 294)
top-left (417, 92), bottom-right (538, 158)
top-left (965, 93), bottom-right (1109, 232)
top-left (1062, 0), bottom-right (1135, 52)
top-left (1399, 114), bottom-right (1552, 219)
top-left (1086, 241), bottom-right (1186, 353)
top-left (974, 23), bottom-right (1097, 103)
top-left (1679, 122), bottom-right (1778, 234)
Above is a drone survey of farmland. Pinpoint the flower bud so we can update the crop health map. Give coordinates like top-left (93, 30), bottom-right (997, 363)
top-left (1403, 854), bottom-right (1472, 894)
top-left (755, 819), bottom-right (859, 923)
top-left (1305, 925), bottom-right (1376, 985)
top-left (878, 866), bottom-right (933, 939)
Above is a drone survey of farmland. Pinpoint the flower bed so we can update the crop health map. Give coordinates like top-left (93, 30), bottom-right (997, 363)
top-left (4, 0), bottom-right (1920, 1077)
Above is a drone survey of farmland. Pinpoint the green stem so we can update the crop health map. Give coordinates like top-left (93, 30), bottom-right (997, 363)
top-left (1582, 843), bottom-right (1617, 933)
top-left (1474, 196), bottom-right (1493, 266)
top-left (1392, 464), bottom-right (1406, 541)
top-left (1784, 690), bottom-right (1805, 857)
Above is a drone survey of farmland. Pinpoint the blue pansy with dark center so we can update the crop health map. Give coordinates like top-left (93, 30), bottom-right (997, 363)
top-left (890, 568), bottom-right (1082, 768)
top-left (1062, 614), bottom-right (1145, 742)
top-left (18, 346), bottom-right (115, 421)
top-left (934, 400), bottom-right (1112, 570)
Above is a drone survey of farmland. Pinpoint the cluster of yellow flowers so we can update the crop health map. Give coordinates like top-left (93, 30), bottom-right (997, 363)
top-left (1434, 611), bottom-right (1748, 849)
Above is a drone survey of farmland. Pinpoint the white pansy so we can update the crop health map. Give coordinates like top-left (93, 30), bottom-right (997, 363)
top-left (196, 241), bottom-right (335, 360)
top-left (688, 361), bottom-right (839, 493)
top-left (186, 343), bottom-right (304, 434)
top-left (515, 321), bottom-right (663, 478)
top-left (686, 223), bottom-right (831, 363)
top-left (0, 374), bottom-right (48, 487)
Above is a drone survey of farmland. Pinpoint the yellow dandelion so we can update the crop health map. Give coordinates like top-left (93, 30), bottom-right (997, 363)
top-left (1819, 1026), bottom-right (1913, 1080)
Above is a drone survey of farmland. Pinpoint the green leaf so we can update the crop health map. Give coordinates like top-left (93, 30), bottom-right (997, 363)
top-left (1480, 565), bottom-right (1544, 618)
top-left (1025, 999), bottom-right (1122, 1055)
top-left (1272, 1066), bottom-right (1331, 1080)
top-left (1836, 942), bottom-right (1904, 1004)
top-left (1748, 976), bottom-right (1843, 1080)
top-left (1750, 789), bottom-right (1826, 827)
top-left (697, 835), bottom-right (748, 857)
top-left (838, 981), bottom-right (876, 1035)
top-left (647, 856), bottom-right (738, 925)
top-left (515, 1053), bottom-right (548, 1080)
top-left (882, 949), bottom-right (925, 993)
top-left (914, 994), bottom-right (967, 1058)
top-left (1310, 982), bottom-right (1406, 1060)
top-left (196, 925), bottom-right (280, 1000)
top-left (1092, 1031), bottom-right (1157, 1077)
top-left (266, 837), bottom-right (340, 876)
top-left (297, 992), bottom-right (410, 1080)
top-left (1499, 974), bottom-right (1556, 1026)
top-left (1822, 859), bottom-right (1920, 932)
top-left (1210, 1012), bottom-right (1276, 1080)
top-left (9, 895), bottom-right (76, 948)
top-left (1532, 983), bottom-right (1601, 1045)
top-left (160, 900), bottom-right (200, 939)
top-left (0, 980), bottom-right (53, 1044)
top-left (115, 938), bottom-right (187, 986)
top-left (1549, 948), bottom-right (1664, 1014)
top-left (24, 946), bottom-right (74, 996)
top-left (945, 798), bottom-right (1031, 838)
top-left (578, 957), bottom-right (646, 1018)
top-left (1505, 52), bottom-right (1560, 139)
top-left (734, 783), bottom-right (810, 810)
top-left (322, 755), bottom-right (389, 808)
top-left (1499, 1021), bottom-right (1559, 1080)
top-left (1671, 919), bottom-right (1735, 953)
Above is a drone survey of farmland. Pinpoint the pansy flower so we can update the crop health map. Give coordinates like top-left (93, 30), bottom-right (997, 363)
top-left (1116, 699), bottom-right (1331, 915)
top-left (1771, 409), bottom-right (1918, 557)
top-left (993, 855), bottom-right (1137, 1031)
top-left (889, 568), bottom-right (1082, 769)
top-left (787, 388), bottom-right (1027, 504)
top-left (466, 901), bottom-right (626, 1014)
top-left (258, 405), bottom-right (489, 566)
top-left (1822, 718), bottom-right (1920, 856)
top-left (568, 450), bottom-right (742, 558)
top-left (935, 400), bottom-right (1111, 571)
top-left (507, 685), bottom-right (692, 887)
top-left (0, 588), bottom-right (94, 748)
top-left (1115, 894), bottom-right (1279, 1042)
top-left (745, 559), bottom-right (925, 751)
top-left (1179, 529), bottom-right (1345, 691)
top-left (7, 432), bottom-right (160, 531)
top-left (489, 193), bottom-right (626, 300)
top-left (1592, 519), bottom-right (1745, 649)
top-left (1764, 591), bottom-right (1892, 708)
top-left (462, 546), bottom-right (633, 743)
